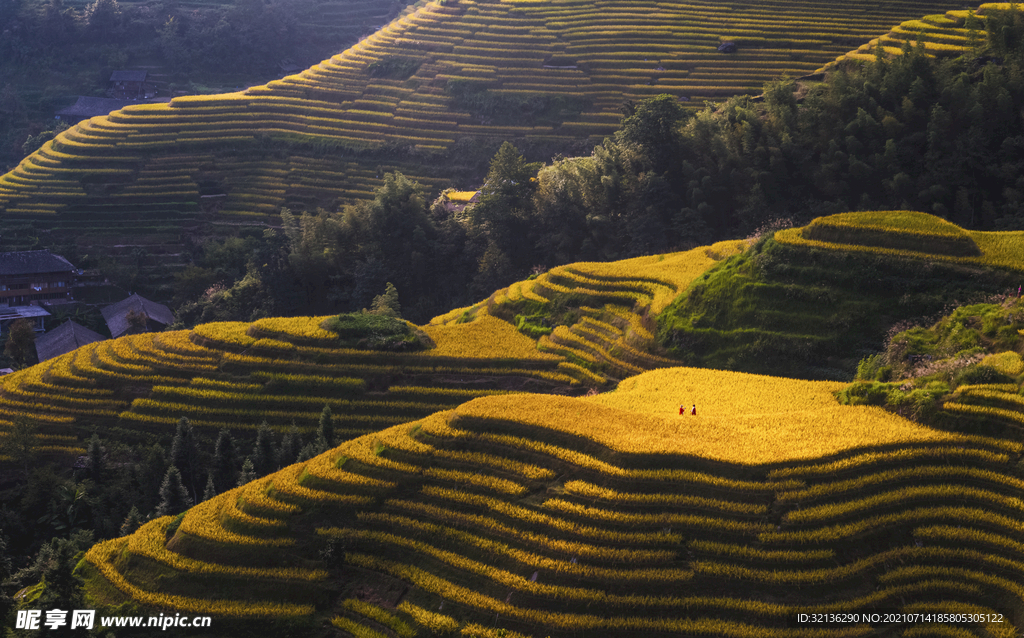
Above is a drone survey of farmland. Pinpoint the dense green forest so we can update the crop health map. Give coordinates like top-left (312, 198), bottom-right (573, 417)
top-left (175, 18), bottom-right (1024, 327)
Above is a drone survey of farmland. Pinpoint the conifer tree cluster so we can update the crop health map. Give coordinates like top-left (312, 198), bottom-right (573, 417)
top-left (150, 407), bottom-right (338, 517)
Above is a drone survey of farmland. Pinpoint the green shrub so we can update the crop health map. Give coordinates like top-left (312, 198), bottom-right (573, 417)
top-left (514, 314), bottom-right (552, 338)
top-left (839, 380), bottom-right (947, 418)
top-left (324, 313), bottom-right (409, 339)
top-left (322, 312), bottom-right (426, 351)
top-left (855, 354), bottom-right (891, 381)
top-left (837, 381), bottom-right (893, 406)
top-left (954, 364), bottom-right (1016, 386)
top-left (366, 56), bottom-right (423, 80)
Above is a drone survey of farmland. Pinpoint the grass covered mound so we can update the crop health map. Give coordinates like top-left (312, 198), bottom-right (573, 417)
top-left (800, 211), bottom-right (981, 257)
top-left (322, 312), bottom-right (425, 351)
top-left (658, 217), bottom-right (1021, 380)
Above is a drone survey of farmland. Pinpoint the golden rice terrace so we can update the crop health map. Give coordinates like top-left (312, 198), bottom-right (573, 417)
top-left (7, 215), bottom-right (1024, 634)
top-left (83, 367), bottom-right (1024, 636)
top-left (0, 240), bottom-right (739, 454)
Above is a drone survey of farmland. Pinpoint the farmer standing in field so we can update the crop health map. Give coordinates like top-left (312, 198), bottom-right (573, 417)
top-left (679, 404), bottom-right (684, 415)
top-left (691, 404), bottom-right (697, 416)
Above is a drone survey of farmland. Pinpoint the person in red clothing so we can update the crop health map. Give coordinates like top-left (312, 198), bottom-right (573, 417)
top-left (691, 404), bottom-right (697, 416)
top-left (679, 404), bottom-right (684, 415)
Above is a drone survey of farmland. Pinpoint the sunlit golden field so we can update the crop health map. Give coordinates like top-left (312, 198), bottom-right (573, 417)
top-left (565, 239), bottom-right (747, 313)
top-left (459, 368), bottom-right (958, 464)
top-left (777, 211), bottom-right (1024, 271)
top-left (420, 314), bottom-right (560, 360)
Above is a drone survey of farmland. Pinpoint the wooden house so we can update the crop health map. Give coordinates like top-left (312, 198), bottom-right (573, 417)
top-left (0, 250), bottom-right (77, 306)
top-left (35, 320), bottom-right (105, 361)
top-left (56, 97), bottom-right (136, 124)
top-left (101, 293), bottom-right (175, 339)
top-left (0, 305), bottom-right (50, 334)
top-left (109, 70), bottom-right (148, 99)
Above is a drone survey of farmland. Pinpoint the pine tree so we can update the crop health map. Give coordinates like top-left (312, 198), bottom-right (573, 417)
top-left (237, 457), bottom-right (257, 487)
top-left (155, 466), bottom-right (193, 517)
top-left (139, 443), bottom-right (167, 514)
top-left (0, 534), bottom-right (12, 626)
top-left (296, 442), bottom-right (318, 462)
top-left (170, 417), bottom-right (201, 502)
top-left (203, 473), bottom-right (216, 502)
top-left (119, 506), bottom-right (142, 537)
top-left (86, 434), bottom-right (104, 483)
top-left (965, 9), bottom-right (982, 55)
top-left (318, 405), bottom-right (334, 449)
top-left (370, 282), bottom-right (401, 317)
top-left (251, 420), bottom-right (276, 476)
top-left (211, 428), bottom-right (236, 493)
top-left (38, 538), bottom-right (86, 636)
top-left (278, 421), bottom-right (301, 468)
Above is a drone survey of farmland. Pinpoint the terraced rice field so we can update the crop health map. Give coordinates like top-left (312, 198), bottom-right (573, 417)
top-left (941, 381), bottom-right (1024, 434)
top-left (819, 5), bottom-right (983, 69)
top-left (0, 315), bottom-right (578, 446)
top-left (776, 211), bottom-right (1024, 272)
top-left (435, 238), bottom-right (748, 382)
top-left (83, 367), bottom-right (1024, 636)
top-left (0, 0), bottom-right (964, 229)
top-left (0, 240), bottom-right (747, 457)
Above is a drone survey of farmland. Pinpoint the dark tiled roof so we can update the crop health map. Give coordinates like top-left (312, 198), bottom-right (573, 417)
top-left (101, 293), bottom-right (175, 338)
top-left (35, 320), bottom-right (105, 362)
top-left (56, 96), bottom-right (136, 118)
top-left (0, 306), bottom-right (51, 321)
top-left (0, 250), bottom-right (76, 276)
top-left (110, 70), bottom-right (148, 83)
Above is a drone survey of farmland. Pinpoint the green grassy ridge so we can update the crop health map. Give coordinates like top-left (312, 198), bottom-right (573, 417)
top-left (655, 235), bottom-right (1018, 381)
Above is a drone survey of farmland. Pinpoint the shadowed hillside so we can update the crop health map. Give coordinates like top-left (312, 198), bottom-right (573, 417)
top-left (0, 0), bottom-right (965, 279)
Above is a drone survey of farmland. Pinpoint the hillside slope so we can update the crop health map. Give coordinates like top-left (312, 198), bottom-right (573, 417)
top-left (839, 293), bottom-right (1024, 438)
top-left (658, 212), bottom-right (1024, 380)
top-left (0, 240), bottom-right (744, 461)
top-left (82, 366), bottom-right (1024, 636)
top-left (817, 2), bottom-right (1002, 70)
top-left (0, 0), bottom-right (964, 265)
